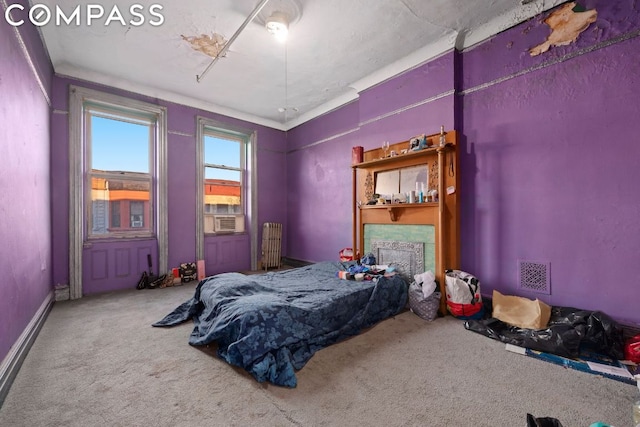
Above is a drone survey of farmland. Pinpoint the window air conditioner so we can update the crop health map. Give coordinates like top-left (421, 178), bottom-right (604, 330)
top-left (213, 215), bottom-right (245, 233)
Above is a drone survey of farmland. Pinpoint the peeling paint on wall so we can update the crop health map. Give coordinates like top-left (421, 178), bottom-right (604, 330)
top-left (529, 2), bottom-right (597, 56)
top-left (181, 33), bottom-right (227, 58)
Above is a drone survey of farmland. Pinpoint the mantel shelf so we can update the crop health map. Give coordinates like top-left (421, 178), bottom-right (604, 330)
top-left (352, 144), bottom-right (453, 169)
top-left (359, 203), bottom-right (438, 210)
top-left (360, 202), bottom-right (438, 221)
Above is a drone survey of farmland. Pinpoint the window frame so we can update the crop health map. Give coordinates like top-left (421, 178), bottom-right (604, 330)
top-left (203, 131), bottom-right (245, 218)
top-left (201, 127), bottom-right (247, 236)
top-left (84, 105), bottom-right (156, 240)
top-left (195, 116), bottom-right (258, 267)
top-left (69, 85), bottom-right (168, 299)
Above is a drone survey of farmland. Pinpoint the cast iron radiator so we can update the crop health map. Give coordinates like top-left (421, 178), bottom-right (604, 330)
top-left (261, 222), bottom-right (282, 270)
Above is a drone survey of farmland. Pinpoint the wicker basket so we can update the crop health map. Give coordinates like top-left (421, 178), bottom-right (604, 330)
top-left (408, 282), bottom-right (440, 321)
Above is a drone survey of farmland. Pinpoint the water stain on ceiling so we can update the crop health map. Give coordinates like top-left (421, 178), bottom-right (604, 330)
top-left (181, 33), bottom-right (228, 59)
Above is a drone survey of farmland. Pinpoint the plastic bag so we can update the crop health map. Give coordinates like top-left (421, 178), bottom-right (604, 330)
top-left (360, 252), bottom-right (376, 265)
top-left (465, 306), bottom-right (624, 360)
top-left (625, 333), bottom-right (640, 363)
top-left (526, 413), bottom-right (564, 427)
top-left (445, 269), bottom-right (484, 319)
top-left (339, 248), bottom-right (355, 262)
top-left (414, 271), bottom-right (437, 298)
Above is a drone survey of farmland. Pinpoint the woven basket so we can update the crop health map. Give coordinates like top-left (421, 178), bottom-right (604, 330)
top-left (408, 282), bottom-right (440, 321)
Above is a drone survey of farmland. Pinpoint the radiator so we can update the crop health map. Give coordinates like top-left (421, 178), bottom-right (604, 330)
top-left (261, 222), bottom-right (282, 270)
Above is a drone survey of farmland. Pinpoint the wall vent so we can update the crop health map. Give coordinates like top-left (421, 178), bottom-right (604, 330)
top-left (518, 260), bottom-right (551, 295)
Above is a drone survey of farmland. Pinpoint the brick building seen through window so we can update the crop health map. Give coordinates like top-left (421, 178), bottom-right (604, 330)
top-left (91, 177), bottom-right (240, 231)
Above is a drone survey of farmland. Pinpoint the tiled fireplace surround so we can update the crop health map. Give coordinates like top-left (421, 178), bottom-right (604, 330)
top-left (364, 224), bottom-right (435, 281)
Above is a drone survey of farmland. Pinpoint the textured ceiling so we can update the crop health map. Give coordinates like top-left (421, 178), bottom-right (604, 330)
top-left (35, 0), bottom-right (566, 130)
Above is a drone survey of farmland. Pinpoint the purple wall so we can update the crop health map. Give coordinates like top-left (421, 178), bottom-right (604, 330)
top-left (3, 0), bottom-right (639, 373)
top-left (286, 2), bottom-right (640, 327)
top-left (286, 52), bottom-right (456, 262)
top-left (459, 1), bottom-right (640, 327)
top-left (50, 76), bottom-right (288, 289)
top-left (1, 3), bottom-right (54, 362)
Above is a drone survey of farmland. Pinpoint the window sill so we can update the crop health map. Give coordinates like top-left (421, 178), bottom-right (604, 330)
top-left (87, 233), bottom-right (155, 242)
top-left (204, 231), bottom-right (248, 237)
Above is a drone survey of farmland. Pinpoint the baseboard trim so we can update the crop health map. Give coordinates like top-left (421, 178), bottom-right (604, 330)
top-left (281, 257), bottom-right (314, 268)
top-left (0, 291), bottom-right (54, 408)
top-left (621, 324), bottom-right (640, 341)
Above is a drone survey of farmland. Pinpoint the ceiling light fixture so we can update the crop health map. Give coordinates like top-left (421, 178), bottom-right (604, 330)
top-left (278, 38), bottom-right (297, 122)
top-left (265, 11), bottom-right (289, 42)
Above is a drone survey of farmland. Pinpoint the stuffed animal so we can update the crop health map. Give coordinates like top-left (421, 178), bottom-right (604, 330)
top-left (410, 134), bottom-right (428, 151)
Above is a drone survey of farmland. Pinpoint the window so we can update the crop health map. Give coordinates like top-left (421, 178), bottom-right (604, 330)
top-left (86, 105), bottom-right (156, 238)
top-left (202, 129), bottom-right (246, 233)
top-left (110, 201), bottom-right (121, 228)
top-left (195, 116), bottom-right (257, 267)
top-left (69, 85), bottom-right (168, 299)
top-left (130, 201), bottom-right (144, 228)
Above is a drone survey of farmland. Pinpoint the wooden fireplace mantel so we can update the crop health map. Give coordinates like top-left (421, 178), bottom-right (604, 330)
top-left (351, 131), bottom-right (460, 315)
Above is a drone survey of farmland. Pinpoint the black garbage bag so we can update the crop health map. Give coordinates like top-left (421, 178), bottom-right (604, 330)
top-left (465, 306), bottom-right (624, 360)
top-left (549, 307), bottom-right (625, 359)
top-left (527, 413), bottom-right (564, 427)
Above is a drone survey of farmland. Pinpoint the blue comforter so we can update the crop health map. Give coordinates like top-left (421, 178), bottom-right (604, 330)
top-left (153, 262), bottom-right (408, 387)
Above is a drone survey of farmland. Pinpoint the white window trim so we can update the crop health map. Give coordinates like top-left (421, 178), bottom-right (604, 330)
top-left (69, 85), bottom-right (168, 299)
top-left (196, 117), bottom-right (258, 270)
top-left (203, 130), bottom-right (245, 221)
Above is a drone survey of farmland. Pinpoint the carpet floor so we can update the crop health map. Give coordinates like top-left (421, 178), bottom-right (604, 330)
top-left (0, 282), bottom-right (637, 427)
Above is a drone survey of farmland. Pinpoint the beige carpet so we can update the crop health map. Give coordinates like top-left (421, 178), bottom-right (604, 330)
top-left (0, 282), bottom-right (637, 427)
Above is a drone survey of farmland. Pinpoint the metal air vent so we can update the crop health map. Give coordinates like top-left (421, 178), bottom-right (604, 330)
top-left (518, 260), bottom-right (551, 295)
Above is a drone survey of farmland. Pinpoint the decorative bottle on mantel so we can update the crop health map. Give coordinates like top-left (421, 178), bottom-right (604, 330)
top-left (439, 125), bottom-right (446, 147)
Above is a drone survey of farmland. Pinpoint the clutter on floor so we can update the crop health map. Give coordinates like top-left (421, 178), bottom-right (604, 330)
top-left (408, 270), bottom-right (440, 321)
top-left (444, 269), bottom-right (484, 319)
top-left (464, 289), bottom-right (640, 402)
top-left (466, 304), bottom-right (626, 360)
top-left (506, 343), bottom-right (639, 385)
top-left (465, 282), bottom-right (640, 427)
top-left (336, 252), bottom-right (400, 281)
top-left (136, 259), bottom-right (204, 290)
top-left (492, 290), bottom-right (551, 330)
top-left (626, 333), bottom-right (640, 363)
top-left (526, 413), bottom-right (563, 427)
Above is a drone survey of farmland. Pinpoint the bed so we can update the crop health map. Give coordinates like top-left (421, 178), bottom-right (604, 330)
top-left (153, 261), bottom-right (409, 387)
